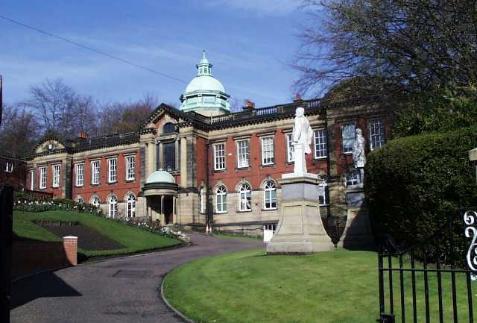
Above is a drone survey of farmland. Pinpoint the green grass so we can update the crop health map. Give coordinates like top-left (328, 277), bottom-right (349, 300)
top-left (163, 249), bottom-right (476, 323)
top-left (14, 210), bottom-right (181, 258)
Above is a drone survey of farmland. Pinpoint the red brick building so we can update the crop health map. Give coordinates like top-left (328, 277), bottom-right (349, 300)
top-left (0, 154), bottom-right (27, 190)
top-left (27, 53), bottom-right (390, 237)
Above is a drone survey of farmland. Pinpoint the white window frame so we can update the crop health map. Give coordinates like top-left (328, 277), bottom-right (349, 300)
top-left (261, 136), bottom-right (275, 165)
top-left (39, 167), bottom-right (47, 189)
top-left (4, 162), bottom-right (13, 173)
top-left (213, 143), bottom-right (226, 171)
top-left (52, 164), bottom-right (61, 188)
top-left (236, 139), bottom-right (250, 168)
top-left (286, 133), bottom-right (294, 163)
top-left (200, 186), bottom-right (206, 214)
top-left (30, 170), bottom-right (35, 190)
top-left (215, 185), bottom-right (227, 213)
top-left (342, 122), bottom-right (356, 154)
top-left (238, 183), bottom-right (252, 212)
top-left (75, 163), bottom-right (84, 187)
top-left (108, 195), bottom-right (118, 218)
top-left (318, 182), bottom-right (329, 206)
top-left (126, 194), bottom-right (136, 218)
top-left (91, 160), bottom-right (100, 185)
top-left (90, 195), bottom-right (101, 208)
top-left (263, 180), bottom-right (277, 210)
top-left (314, 129), bottom-right (327, 159)
top-left (125, 155), bottom-right (136, 181)
top-left (346, 169), bottom-right (361, 186)
top-left (369, 119), bottom-right (385, 151)
top-left (108, 158), bottom-right (117, 183)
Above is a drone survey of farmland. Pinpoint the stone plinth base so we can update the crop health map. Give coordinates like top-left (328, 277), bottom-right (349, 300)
top-left (338, 207), bottom-right (375, 249)
top-left (266, 175), bottom-right (334, 254)
top-left (338, 187), bottom-right (375, 249)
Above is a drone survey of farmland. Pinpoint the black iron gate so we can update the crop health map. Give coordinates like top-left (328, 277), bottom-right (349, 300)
top-left (0, 185), bottom-right (13, 323)
top-left (377, 210), bottom-right (477, 323)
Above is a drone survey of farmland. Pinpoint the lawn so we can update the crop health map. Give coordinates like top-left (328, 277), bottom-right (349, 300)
top-left (14, 210), bottom-right (181, 258)
top-left (163, 249), bottom-right (476, 323)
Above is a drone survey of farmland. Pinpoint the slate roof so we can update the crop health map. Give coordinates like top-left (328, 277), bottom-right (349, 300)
top-left (30, 96), bottom-right (379, 158)
top-left (31, 132), bottom-right (140, 158)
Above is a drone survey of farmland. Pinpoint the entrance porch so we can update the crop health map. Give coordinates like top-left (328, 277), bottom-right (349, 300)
top-left (143, 170), bottom-right (178, 225)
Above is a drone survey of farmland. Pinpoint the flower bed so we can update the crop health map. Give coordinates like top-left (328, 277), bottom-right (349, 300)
top-left (13, 193), bottom-right (190, 243)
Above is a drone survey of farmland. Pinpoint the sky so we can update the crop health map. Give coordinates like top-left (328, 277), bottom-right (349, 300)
top-left (0, 0), bottom-right (309, 109)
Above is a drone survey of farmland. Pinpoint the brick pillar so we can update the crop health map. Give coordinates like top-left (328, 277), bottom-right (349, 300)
top-left (63, 236), bottom-right (78, 266)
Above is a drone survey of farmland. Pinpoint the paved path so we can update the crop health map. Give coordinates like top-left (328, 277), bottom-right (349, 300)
top-left (11, 233), bottom-right (263, 323)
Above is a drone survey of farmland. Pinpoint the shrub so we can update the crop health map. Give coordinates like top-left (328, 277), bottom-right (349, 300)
top-left (13, 196), bottom-right (102, 215)
top-left (365, 126), bottom-right (477, 260)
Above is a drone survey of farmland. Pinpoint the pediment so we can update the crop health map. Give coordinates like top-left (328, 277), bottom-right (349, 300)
top-left (142, 104), bottom-right (184, 132)
top-left (35, 139), bottom-right (65, 154)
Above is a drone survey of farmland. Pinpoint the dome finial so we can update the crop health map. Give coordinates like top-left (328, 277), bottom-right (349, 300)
top-left (196, 50), bottom-right (212, 76)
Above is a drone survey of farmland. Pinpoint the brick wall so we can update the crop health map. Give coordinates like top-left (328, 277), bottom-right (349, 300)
top-left (71, 150), bottom-right (142, 205)
top-left (0, 156), bottom-right (26, 190)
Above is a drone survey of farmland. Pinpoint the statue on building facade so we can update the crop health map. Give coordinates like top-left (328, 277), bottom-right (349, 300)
top-left (352, 128), bottom-right (366, 182)
top-left (292, 107), bottom-right (313, 175)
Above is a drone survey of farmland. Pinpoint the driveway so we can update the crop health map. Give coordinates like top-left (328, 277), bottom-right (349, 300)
top-left (11, 233), bottom-right (263, 323)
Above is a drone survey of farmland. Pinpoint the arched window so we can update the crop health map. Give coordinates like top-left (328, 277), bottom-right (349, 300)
top-left (264, 180), bottom-right (277, 210)
top-left (215, 185), bottom-right (227, 213)
top-left (127, 194), bottom-right (136, 218)
top-left (90, 195), bottom-right (101, 208)
top-left (238, 183), bottom-right (252, 211)
top-left (76, 196), bottom-right (84, 204)
top-left (162, 122), bottom-right (176, 134)
top-left (200, 186), bottom-right (206, 214)
top-left (108, 195), bottom-right (118, 218)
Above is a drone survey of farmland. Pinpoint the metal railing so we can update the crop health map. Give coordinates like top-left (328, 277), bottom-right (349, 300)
top-left (377, 210), bottom-right (476, 323)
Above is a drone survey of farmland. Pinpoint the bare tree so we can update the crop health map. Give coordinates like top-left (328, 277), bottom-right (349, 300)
top-left (295, 0), bottom-right (477, 98)
top-left (26, 79), bottom-right (98, 138)
top-left (98, 94), bottom-right (158, 134)
top-left (0, 104), bottom-right (39, 158)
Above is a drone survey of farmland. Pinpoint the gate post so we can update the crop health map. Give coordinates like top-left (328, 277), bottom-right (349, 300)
top-left (0, 185), bottom-right (13, 323)
top-left (379, 314), bottom-right (395, 323)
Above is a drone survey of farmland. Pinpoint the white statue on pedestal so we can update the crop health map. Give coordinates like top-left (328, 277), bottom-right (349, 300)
top-left (352, 128), bottom-right (366, 182)
top-left (292, 107), bottom-right (313, 175)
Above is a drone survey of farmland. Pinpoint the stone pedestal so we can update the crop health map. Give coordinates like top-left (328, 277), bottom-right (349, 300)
top-left (338, 187), bottom-right (374, 249)
top-left (267, 174), bottom-right (335, 254)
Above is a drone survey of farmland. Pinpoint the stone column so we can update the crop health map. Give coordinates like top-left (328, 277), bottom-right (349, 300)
top-left (267, 174), bottom-right (334, 254)
top-left (157, 140), bottom-right (163, 170)
top-left (180, 137), bottom-right (187, 187)
top-left (160, 195), bottom-right (165, 224)
top-left (147, 142), bottom-right (156, 177)
top-left (172, 196), bottom-right (176, 224)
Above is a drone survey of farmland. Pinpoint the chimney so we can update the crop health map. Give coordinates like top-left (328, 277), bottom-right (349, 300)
top-left (243, 99), bottom-right (255, 111)
top-left (294, 93), bottom-right (303, 104)
top-left (79, 131), bottom-right (88, 140)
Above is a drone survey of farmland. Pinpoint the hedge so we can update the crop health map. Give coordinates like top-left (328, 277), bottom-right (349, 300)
top-left (365, 126), bottom-right (477, 259)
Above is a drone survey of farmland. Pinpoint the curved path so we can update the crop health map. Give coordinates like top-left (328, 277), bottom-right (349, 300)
top-left (11, 233), bottom-right (263, 323)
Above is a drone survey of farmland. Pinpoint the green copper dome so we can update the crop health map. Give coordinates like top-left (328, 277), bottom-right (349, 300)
top-left (180, 51), bottom-right (230, 116)
top-left (146, 170), bottom-right (175, 184)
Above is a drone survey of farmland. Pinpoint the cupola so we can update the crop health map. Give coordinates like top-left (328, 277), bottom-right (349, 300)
top-left (179, 51), bottom-right (230, 116)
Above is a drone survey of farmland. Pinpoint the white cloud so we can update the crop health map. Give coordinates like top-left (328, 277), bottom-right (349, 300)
top-left (205, 0), bottom-right (300, 16)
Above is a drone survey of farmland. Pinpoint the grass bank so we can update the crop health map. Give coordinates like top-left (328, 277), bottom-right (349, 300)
top-left (14, 210), bottom-right (181, 259)
top-left (163, 249), bottom-right (475, 323)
